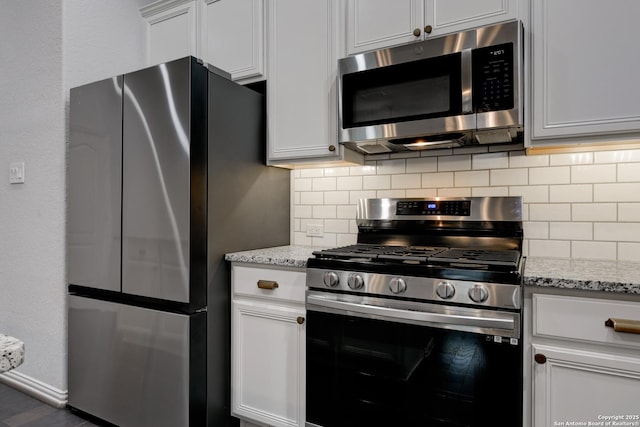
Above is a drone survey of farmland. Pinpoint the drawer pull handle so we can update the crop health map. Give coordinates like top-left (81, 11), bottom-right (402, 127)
top-left (257, 280), bottom-right (279, 290)
top-left (534, 353), bottom-right (547, 364)
top-left (605, 318), bottom-right (640, 334)
top-left (296, 316), bottom-right (305, 325)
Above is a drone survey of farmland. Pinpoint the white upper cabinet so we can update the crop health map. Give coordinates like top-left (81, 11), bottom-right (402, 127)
top-left (266, 0), bottom-right (362, 166)
top-left (529, 0), bottom-right (640, 144)
top-left (142, 0), bottom-right (198, 66)
top-left (346, 0), bottom-right (519, 55)
top-left (142, 0), bottom-right (265, 83)
top-left (200, 0), bottom-right (265, 83)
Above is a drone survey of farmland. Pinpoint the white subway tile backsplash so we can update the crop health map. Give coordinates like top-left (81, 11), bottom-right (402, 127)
top-left (312, 205), bottom-right (336, 219)
top-left (529, 166), bottom-right (570, 185)
top-left (392, 174), bottom-right (421, 189)
top-left (549, 184), bottom-right (592, 203)
top-left (572, 203), bottom-right (617, 221)
top-left (594, 223), bottom-right (640, 242)
top-left (438, 155), bottom-right (471, 172)
top-left (572, 241), bottom-right (617, 260)
top-left (294, 178), bottom-right (312, 191)
top-left (455, 170), bottom-right (489, 187)
top-left (618, 243), bottom-right (640, 262)
top-left (509, 186), bottom-right (549, 203)
top-left (349, 190), bottom-right (377, 205)
top-left (529, 240), bottom-right (571, 258)
top-left (595, 149), bottom-right (640, 164)
top-left (471, 187), bottom-right (509, 197)
top-left (472, 152), bottom-right (509, 170)
top-left (377, 159), bottom-right (406, 174)
top-left (406, 188), bottom-right (438, 197)
top-left (571, 164), bottom-right (616, 183)
top-left (529, 204), bottom-right (571, 221)
top-left (324, 191), bottom-right (350, 205)
top-left (300, 192), bottom-right (324, 205)
top-left (422, 172), bottom-right (454, 188)
top-left (594, 183), bottom-right (640, 202)
top-left (312, 177), bottom-right (337, 191)
top-left (349, 164), bottom-right (377, 176)
top-left (390, 151), bottom-right (421, 159)
top-left (300, 168), bottom-right (324, 178)
top-left (617, 163), bottom-right (640, 182)
top-left (377, 189), bottom-right (406, 198)
top-left (550, 152), bottom-right (593, 166)
top-left (509, 151), bottom-right (549, 168)
top-left (363, 175), bottom-right (390, 190)
top-left (291, 147), bottom-right (640, 260)
top-left (491, 168), bottom-right (528, 186)
top-left (406, 157), bottom-right (438, 173)
top-left (618, 203), bottom-right (640, 222)
top-left (438, 187), bottom-right (471, 197)
top-left (549, 222), bottom-right (592, 240)
top-left (524, 221), bottom-right (549, 239)
top-left (337, 176), bottom-right (363, 191)
top-left (324, 219), bottom-right (350, 233)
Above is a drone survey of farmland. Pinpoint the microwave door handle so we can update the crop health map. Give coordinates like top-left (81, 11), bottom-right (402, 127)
top-left (461, 49), bottom-right (473, 114)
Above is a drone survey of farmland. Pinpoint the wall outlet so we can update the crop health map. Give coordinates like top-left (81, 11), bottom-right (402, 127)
top-left (306, 224), bottom-right (324, 237)
top-left (9, 162), bottom-right (25, 184)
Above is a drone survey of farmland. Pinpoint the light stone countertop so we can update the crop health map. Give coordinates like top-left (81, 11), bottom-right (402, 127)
top-left (226, 246), bottom-right (640, 295)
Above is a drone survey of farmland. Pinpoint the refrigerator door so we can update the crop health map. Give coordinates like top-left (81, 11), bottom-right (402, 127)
top-left (121, 58), bottom-right (195, 303)
top-left (68, 77), bottom-right (122, 292)
top-left (68, 295), bottom-right (205, 427)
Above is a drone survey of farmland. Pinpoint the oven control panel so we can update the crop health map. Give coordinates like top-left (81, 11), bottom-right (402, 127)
top-left (396, 200), bottom-right (471, 216)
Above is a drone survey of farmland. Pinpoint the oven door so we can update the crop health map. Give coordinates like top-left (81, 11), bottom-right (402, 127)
top-left (305, 291), bottom-right (522, 427)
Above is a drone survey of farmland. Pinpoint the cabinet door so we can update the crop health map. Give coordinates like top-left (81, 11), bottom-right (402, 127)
top-left (346, 0), bottom-right (423, 55)
top-left (532, 344), bottom-right (640, 427)
top-left (200, 0), bottom-right (265, 83)
top-left (231, 299), bottom-right (305, 427)
top-left (426, 0), bottom-right (518, 37)
top-left (531, 0), bottom-right (640, 141)
top-left (143, 0), bottom-right (197, 66)
top-left (266, 0), bottom-right (343, 164)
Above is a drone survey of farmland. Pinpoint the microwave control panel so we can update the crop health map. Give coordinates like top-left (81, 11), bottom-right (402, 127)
top-left (473, 42), bottom-right (514, 112)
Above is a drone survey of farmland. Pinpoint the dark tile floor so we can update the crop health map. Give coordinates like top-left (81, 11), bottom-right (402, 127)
top-left (0, 382), bottom-right (101, 427)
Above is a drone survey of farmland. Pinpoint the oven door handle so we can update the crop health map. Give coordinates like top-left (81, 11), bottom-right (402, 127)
top-left (306, 293), bottom-right (518, 334)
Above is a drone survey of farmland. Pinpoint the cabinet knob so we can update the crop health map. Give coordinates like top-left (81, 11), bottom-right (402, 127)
top-left (328, 144), bottom-right (336, 152)
top-left (534, 353), bottom-right (547, 364)
top-left (257, 280), bottom-right (279, 290)
top-left (413, 28), bottom-right (422, 37)
top-left (296, 316), bottom-right (305, 325)
top-left (424, 25), bottom-right (433, 34)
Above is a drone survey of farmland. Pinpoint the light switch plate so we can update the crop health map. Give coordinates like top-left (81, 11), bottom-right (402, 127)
top-left (306, 224), bottom-right (324, 237)
top-left (9, 162), bottom-right (25, 184)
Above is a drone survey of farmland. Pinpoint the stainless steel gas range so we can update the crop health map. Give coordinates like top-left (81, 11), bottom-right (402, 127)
top-left (305, 197), bottom-right (525, 427)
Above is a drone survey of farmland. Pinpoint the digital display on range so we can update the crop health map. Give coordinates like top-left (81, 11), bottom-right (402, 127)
top-left (396, 200), bottom-right (471, 216)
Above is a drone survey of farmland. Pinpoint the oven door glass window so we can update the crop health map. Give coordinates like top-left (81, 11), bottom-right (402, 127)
top-left (306, 309), bottom-right (522, 427)
top-left (341, 53), bottom-right (462, 129)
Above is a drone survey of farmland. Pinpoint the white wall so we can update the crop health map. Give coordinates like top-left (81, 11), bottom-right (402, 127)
top-left (0, 0), bottom-right (144, 403)
top-left (292, 145), bottom-right (640, 262)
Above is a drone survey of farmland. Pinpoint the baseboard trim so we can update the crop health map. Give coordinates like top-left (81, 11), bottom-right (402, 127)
top-left (0, 370), bottom-right (67, 408)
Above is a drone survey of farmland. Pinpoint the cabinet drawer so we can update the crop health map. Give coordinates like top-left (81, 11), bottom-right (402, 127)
top-left (232, 264), bottom-right (306, 304)
top-left (533, 294), bottom-right (640, 349)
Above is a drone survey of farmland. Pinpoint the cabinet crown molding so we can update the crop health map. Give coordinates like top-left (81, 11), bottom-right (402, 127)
top-left (140, 0), bottom-right (195, 18)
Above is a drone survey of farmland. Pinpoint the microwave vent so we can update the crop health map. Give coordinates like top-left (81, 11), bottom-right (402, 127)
top-left (474, 129), bottom-right (516, 145)
top-left (357, 143), bottom-right (393, 155)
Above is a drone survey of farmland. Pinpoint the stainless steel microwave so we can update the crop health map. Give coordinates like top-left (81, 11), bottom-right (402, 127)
top-left (338, 20), bottom-right (523, 154)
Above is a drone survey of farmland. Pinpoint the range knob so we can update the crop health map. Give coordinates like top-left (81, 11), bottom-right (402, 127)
top-left (347, 273), bottom-right (364, 290)
top-left (389, 277), bottom-right (407, 294)
top-left (435, 281), bottom-right (455, 299)
top-left (468, 284), bottom-right (489, 303)
top-left (322, 271), bottom-right (340, 288)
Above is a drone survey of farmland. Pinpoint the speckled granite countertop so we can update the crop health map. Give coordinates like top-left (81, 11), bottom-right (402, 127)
top-left (226, 246), bottom-right (640, 295)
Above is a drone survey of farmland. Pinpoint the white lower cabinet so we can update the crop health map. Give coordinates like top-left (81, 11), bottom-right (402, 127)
top-left (529, 293), bottom-right (640, 427)
top-left (231, 263), bottom-right (306, 427)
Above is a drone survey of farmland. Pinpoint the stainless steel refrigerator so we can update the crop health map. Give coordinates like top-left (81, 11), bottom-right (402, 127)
top-left (67, 56), bottom-right (289, 427)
